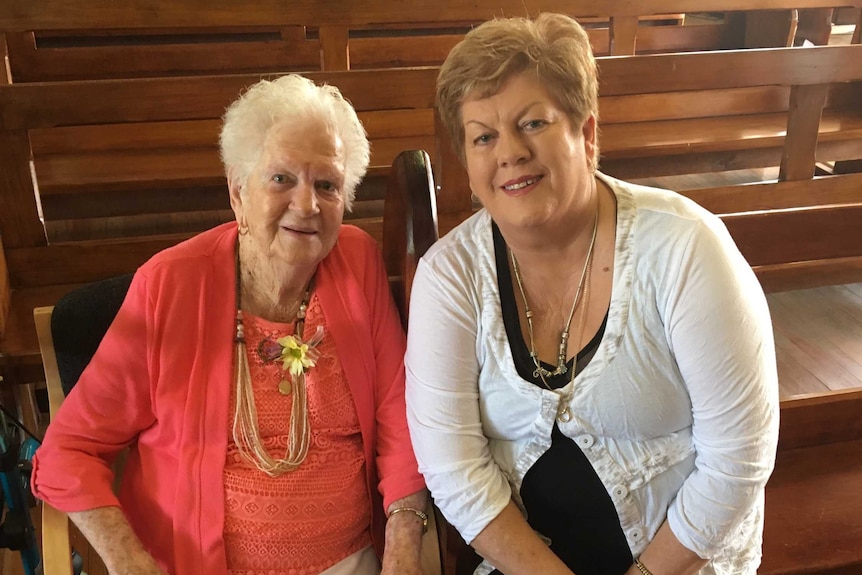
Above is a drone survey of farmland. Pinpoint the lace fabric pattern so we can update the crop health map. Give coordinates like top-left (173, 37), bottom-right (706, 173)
top-left (225, 295), bottom-right (372, 575)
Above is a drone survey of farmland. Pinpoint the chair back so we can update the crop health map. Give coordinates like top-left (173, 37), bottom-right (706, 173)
top-left (49, 274), bottom-right (134, 396)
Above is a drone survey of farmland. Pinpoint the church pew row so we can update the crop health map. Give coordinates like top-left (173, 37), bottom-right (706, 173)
top-left (0, 0), bottom-right (859, 82)
top-left (0, 45), bottom-right (862, 428)
top-left (1, 45), bottom-right (862, 378)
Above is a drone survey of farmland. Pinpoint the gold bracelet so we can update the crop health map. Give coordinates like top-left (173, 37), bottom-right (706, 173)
top-left (387, 506), bottom-right (428, 534)
top-left (634, 558), bottom-right (654, 575)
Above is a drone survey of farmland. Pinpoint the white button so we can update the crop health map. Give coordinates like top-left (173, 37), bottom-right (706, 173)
top-left (612, 484), bottom-right (628, 499)
top-left (629, 527), bottom-right (644, 541)
top-left (576, 434), bottom-right (595, 448)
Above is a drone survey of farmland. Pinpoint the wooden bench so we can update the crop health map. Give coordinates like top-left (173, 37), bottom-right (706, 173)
top-left (1, 0), bottom-right (859, 83)
top-left (2, 44), bottom-right (862, 391)
top-left (760, 389), bottom-right (862, 575)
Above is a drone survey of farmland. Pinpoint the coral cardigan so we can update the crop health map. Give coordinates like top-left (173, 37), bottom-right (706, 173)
top-left (32, 223), bottom-right (425, 575)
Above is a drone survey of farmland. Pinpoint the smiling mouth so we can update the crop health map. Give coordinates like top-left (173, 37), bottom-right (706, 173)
top-left (503, 176), bottom-right (542, 191)
top-left (282, 226), bottom-right (317, 235)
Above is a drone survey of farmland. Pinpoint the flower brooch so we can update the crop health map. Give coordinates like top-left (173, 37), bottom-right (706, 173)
top-left (257, 325), bottom-right (325, 395)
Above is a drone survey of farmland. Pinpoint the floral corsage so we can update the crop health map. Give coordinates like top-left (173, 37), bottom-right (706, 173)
top-left (258, 325), bottom-right (325, 394)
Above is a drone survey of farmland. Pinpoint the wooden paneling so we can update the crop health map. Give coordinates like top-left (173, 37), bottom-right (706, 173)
top-left (2, 0), bottom-right (858, 30)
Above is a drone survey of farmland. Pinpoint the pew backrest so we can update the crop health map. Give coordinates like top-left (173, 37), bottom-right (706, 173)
top-left (1, 0), bottom-right (859, 83)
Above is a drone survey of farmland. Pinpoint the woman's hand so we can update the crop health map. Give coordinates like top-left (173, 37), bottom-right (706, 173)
top-left (624, 521), bottom-right (706, 575)
top-left (471, 501), bottom-right (574, 575)
top-left (381, 490), bottom-right (429, 575)
top-left (68, 507), bottom-right (169, 575)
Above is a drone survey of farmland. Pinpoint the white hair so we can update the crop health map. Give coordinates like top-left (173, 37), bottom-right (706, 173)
top-left (219, 74), bottom-right (371, 211)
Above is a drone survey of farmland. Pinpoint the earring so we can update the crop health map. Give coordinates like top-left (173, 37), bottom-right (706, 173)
top-left (238, 219), bottom-right (249, 236)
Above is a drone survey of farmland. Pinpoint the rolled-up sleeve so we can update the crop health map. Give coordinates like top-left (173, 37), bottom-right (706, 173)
top-left (663, 218), bottom-right (780, 558)
top-left (405, 256), bottom-right (511, 543)
top-left (32, 271), bottom-right (156, 512)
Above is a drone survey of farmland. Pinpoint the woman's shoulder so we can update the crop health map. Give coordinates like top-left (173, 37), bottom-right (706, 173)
top-left (422, 209), bottom-right (492, 264)
top-left (138, 223), bottom-right (235, 279)
top-left (601, 172), bottom-right (715, 224)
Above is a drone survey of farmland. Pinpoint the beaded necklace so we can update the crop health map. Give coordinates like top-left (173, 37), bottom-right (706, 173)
top-left (231, 239), bottom-right (322, 476)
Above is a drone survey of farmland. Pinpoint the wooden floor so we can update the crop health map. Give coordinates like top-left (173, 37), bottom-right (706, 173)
top-left (770, 283), bottom-right (862, 398)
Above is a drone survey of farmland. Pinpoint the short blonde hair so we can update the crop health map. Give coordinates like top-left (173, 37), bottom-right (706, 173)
top-left (437, 13), bottom-right (599, 166)
top-left (220, 74), bottom-right (370, 211)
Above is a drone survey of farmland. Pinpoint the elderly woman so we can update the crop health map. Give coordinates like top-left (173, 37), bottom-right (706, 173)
top-left (405, 13), bottom-right (778, 575)
top-left (33, 74), bottom-right (428, 575)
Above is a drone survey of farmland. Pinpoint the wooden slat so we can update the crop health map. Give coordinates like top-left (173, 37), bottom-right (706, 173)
top-left (0, 130), bottom-right (47, 248)
top-left (319, 26), bottom-right (349, 71)
top-left (0, 235), bottom-right (9, 339)
top-left (610, 16), bottom-right (638, 55)
top-left (722, 204), bottom-right (862, 267)
top-left (755, 256), bottom-right (862, 292)
top-left (2, 0), bottom-right (859, 30)
top-left (349, 35), bottom-right (461, 69)
top-left (681, 172), bottom-right (862, 215)
top-left (600, 86), bottom-right (791, 124)
top-left (29, 109), bottom-right (435, 155)
top-left (40, 186), bottom-right (229, 220)
top-left (778, 388), bottom-right (862, 448)
top-left (635, 23), bottom-right (725, 54)
top-left (598, 45), bottom-right (862, 96)
top-left (6, 237), bottom-right (190, 287)
top-left (602, 147), bottom-right (785, 180)
top-left (33, 135), bottom-right (435, 197)
top-left (742, 9), bottom-right (797, 48)
top-left (0, 68), bottom-right (438, 129)
top-left (601, 109), bottom-right (862, 157)
top-left (779, 83), bottom-right (830, 181)
top-left (7, 37), bottom-right (320, 82)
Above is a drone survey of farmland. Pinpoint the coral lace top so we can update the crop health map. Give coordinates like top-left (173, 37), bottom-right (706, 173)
top-left (224, 296), bottom-right (372, 575)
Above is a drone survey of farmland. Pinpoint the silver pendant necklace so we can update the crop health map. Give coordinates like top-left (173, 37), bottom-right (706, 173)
top-left (510, 204), bottom-right (599, 422)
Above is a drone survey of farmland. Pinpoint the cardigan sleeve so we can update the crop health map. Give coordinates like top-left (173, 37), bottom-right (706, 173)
top-left (352, 231), bottom-right (426, 509)
top-left (662, 216), bottom-right (779, 559)
top-left (404, 255), bottom-right (512, 544)
top-left (32, 270), bottom-right (157, 512)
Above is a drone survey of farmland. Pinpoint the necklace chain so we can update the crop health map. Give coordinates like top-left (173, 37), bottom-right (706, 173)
top-left (510, 203), bottom-right (599, 422)
top-left (232, 238), bottom-right (316, 476)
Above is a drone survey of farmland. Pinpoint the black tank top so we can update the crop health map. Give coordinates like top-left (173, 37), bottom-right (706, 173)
top-left (491, 223), bottom-right (633, 575)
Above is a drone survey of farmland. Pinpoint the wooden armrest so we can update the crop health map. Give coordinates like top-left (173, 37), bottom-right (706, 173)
top-left (41, 501), bottom-right (73, 575)
top-left (34, 306), bottom-right (75, 575)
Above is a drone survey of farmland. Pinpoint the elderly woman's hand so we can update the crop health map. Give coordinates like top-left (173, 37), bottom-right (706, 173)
top-left (68, 507), bottom-right (170, 575)
top-left (381, 491), bottom-right (429, 575)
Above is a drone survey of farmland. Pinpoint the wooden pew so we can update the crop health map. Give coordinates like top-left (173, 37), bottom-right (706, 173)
top-left (1, 0), bottom-right (859, 82)
top-left (2, 45), bottom-right (862, 391)
top-left (760, 389), bottom-right (862, 575)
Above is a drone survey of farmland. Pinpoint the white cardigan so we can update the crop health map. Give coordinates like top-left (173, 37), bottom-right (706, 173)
top-left (405, 173), bottom-right (779, 575)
